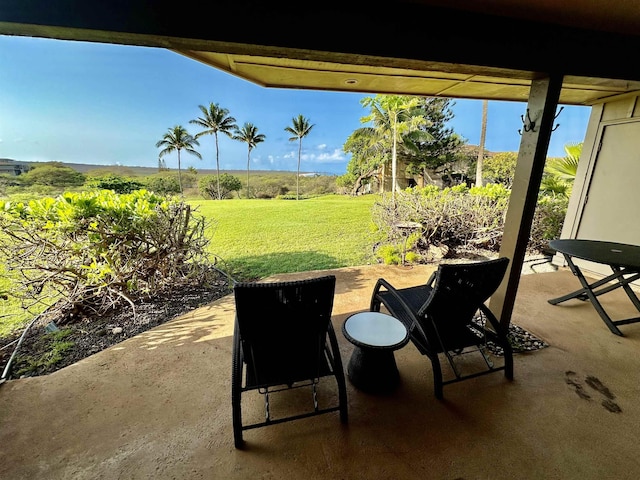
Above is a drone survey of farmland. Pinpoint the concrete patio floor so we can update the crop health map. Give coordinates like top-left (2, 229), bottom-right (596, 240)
top-left (1, 264), bottom-right (640, 479)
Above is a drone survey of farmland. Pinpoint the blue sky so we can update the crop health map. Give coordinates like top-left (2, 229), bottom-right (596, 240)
top-left (0, 35), bottom-right (591, 175)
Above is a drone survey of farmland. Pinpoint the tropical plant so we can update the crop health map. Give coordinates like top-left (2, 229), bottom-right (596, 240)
top-left (155, 125), bottom-right (202, 194)
top-left (233, 122), bottom-right (266, 198)
top-left (360, 95), bottom-right (428, 196)
top-left (285, 114), bottom-right (315, 200)
top-left (190, 103), bottom-right (238, 200)
top-left (541, 142), bottom-right (582, 198)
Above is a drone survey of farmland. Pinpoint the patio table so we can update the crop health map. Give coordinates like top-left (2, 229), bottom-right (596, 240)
top-left (342, 311), bottom-right (409, 393)
top-left (548, 239), bottom-right (640, 336)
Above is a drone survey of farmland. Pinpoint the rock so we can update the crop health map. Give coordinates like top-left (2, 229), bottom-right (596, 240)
top-left (112, 327), bottom-right (123, 335)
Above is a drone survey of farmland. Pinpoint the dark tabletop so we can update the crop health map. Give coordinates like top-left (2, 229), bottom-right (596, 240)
top-left (549, 239), bottom-right (640, 271)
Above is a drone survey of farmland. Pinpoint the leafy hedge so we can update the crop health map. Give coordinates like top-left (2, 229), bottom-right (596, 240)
top-left (0, 190), bottom-right (214, 323)
top-left (372, 184), bottom-right (566, 264)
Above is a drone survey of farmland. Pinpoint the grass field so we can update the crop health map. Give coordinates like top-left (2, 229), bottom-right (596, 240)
top-left (190, 194), bottom-right (381, 280)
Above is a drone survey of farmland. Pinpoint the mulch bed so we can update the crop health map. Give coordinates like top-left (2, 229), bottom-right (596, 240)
top-left (0, 271), bottom-right (233, 379)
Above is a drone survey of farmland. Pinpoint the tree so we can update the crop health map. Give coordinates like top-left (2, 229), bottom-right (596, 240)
top-left (476, 99), bottom-right (488, 187)
top-left (283, 115), bottom-right (313, 200)
top-left (360, 95), bottom-right (427, 196)
top-left (403, 97), bottom-right (464, 185)
top-left (338, 127), bottom-right (387, 195)
top-left (155, 125), bottom-right (201, 194)
top-left (233, 122), bottom-right (266, 198)
top-left (190, 103), bottom-right (237, 200)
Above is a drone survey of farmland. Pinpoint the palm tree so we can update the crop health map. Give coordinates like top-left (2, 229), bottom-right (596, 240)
top-left (155, 125), bottom-right (201, 194)
top-left (285, 114), bottom-right (314, 200)
top-left (541, 142), bottom-right (583, 197)
top-left (360, 95), bottom-right (426, 196)
top-left (233, 123), bottom-right (266, 198)
top-left (190, 103), bottom-right (237, 200)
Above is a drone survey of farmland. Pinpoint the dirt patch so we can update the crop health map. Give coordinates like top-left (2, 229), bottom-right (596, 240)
top-left (1, 271), bottom-right (232, 379)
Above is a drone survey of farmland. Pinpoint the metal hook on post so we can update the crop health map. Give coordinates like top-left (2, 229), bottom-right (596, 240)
top-left (518, 108), bottom-right (537, 135)
top-left (551, 106), bottom-right (564, 132)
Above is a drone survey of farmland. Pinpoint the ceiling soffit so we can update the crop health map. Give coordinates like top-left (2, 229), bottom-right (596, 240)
top-left (180, 51), bottom-right (640, 106)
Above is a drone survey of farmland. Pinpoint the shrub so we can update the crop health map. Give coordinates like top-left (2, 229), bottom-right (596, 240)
top-left (529, 195), bottom-right (569, 252)
top-left (144, 175), bottom-right (182, 195)
top-left (86, 174), bottom-right (145, 194)
top-left (199, 174), bottom-right (242, 199)
top-left (21, 163), bottom-right (86, 187)
top-left (373, 183), bottom-right (566, 264)
top-left (0, 190), bottom-right (214, 323)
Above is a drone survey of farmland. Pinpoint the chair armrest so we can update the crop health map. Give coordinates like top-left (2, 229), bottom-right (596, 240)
top-left (370, 278), bottom-right (420, 332)
top-left (478, 304), bottom-right (507, 338)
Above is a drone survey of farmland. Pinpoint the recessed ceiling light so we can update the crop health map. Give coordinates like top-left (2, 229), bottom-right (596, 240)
top-left (344, 79), bottom-right (358, 85)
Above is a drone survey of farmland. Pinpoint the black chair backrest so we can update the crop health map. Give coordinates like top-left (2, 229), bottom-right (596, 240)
top-left (233, 275), bottom-right (336, 387)
top-left (417, 258), bottom-right (509, 346)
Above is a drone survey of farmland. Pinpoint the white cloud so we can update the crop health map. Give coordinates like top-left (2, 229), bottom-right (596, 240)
top-left (283, 151), bottom-right (295, 159)
top-left (314, 149), bottom-right (346, 163)
top-left (317, 143), bottom-right (327, 150)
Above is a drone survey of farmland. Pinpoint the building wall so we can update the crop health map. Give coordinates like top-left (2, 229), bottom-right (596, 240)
top-left (0, 159), bottom-right (29, 176)
top-left (556, 94), bottom-right (640, 276)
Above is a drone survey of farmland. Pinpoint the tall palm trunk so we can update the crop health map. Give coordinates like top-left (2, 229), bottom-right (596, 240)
top-left (297, 139), bottom-right (302, 200)
top-left (215, 133), bottom-right (221, 200)
top-left (177, 148), bottom-right (183, 194)
top-left (476, 100), bottom-right (488, 187)
top-left (246, 149), bottom-right (251, 198)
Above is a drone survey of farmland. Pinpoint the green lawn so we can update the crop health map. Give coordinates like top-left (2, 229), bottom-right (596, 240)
top-left (0, 194), bottom-right (381, 337)
top-left (190, 194), bottom-right (381, 280)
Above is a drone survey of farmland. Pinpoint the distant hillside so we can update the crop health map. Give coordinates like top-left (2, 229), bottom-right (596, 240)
top-left (19, 161), bottom-right (329, 177)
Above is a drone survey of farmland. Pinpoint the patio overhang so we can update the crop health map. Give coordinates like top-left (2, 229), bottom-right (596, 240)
top-left (2, 0), bottom-right (640, 324)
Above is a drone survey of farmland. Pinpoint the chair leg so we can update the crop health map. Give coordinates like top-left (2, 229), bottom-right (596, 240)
top-left (429, 354), bottom-right (444, 400)
top-left (232, 325), bottom-right (245, 449)
top-left (503, 341), bottom-right (514, 381)
top-left (327, 326), bottom-right (348, 424)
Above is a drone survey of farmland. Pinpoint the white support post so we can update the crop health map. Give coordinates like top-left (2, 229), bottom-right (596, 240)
top-left (489, 75), bottom-right (564, 327)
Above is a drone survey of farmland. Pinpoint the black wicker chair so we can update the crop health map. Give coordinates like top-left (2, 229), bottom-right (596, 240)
top-left (370, 257), bottom-right (513, 399)
top-left (232, 275), bottom-right (348, 448)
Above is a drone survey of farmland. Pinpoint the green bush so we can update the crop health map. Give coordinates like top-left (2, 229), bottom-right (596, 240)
top-left (199, 174), bottom-right (242, 199)
top-left (0, 190), bottom-right (214, 323)
top-left (86, 174), bottom-right (145, 194)
top-left (144, 175), bottom-right (182, 195)
top-left (21, 163), bottom-right (86, 187)
top-left (374, 183), bottom-right (567, 263)
top-left (529, 195), bottom-right (569, 252)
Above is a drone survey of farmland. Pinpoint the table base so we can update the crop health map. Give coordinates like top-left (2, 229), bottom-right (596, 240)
top-left (347, 347), bottom-right (400, 393)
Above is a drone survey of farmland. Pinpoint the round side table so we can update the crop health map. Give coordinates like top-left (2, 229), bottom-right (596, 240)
top-left (342, 311), bottom-right (409, 393)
